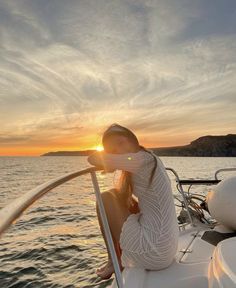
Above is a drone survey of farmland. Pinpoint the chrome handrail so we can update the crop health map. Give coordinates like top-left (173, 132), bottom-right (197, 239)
top-left (0, 166), bottom-right (124, 288)
top-left (166, 167), bottom-right (194, 226)
top-left (168, 167), bottom-right (236, 226)
top-left (0, 165), bottom-right (196, 287)
top-left (91, 171), bottom-right (124, 288)
top-left (0, 167), bottom-right (98, 235)
top-left (215, 168), bottom-right (236, 180)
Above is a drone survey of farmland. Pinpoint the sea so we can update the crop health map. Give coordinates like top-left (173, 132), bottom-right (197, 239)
top-left (0, 156), bottom-right (236, 288)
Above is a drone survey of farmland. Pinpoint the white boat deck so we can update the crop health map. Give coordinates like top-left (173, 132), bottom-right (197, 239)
top-left (111, 227), bottom-right (215, 288)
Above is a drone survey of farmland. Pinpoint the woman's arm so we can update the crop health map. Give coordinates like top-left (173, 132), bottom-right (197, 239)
top-left (87, 150), bottom-right (153, 173)
top-left (87, 152), bottom-right (115, 172)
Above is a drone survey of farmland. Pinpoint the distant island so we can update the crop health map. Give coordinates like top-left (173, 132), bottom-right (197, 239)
top-left (42, 150), bottom-right (96, 156)
top-left (41, 134), bottom-right (236, 157)
top-left (151, 134), bottom-right (236, 157)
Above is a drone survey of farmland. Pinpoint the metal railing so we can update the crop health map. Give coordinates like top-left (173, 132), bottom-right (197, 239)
top-left (0, 167), bottom-right (124, 287)
top-left (173, 167), bottom-right (236, 227)
top-left (166, 167), bottom-right (194, 226)
top-left (0, 166), bottom-right (193, 287)
top-left (215, 168), bottom-right (236, 180)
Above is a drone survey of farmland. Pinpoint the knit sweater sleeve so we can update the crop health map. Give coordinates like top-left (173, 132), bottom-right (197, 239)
top-left (87, 150), bottom-right (154, 173)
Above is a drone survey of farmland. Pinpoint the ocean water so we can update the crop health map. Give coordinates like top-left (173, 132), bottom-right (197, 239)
top-left (0, 156), bottom-right (236, 288)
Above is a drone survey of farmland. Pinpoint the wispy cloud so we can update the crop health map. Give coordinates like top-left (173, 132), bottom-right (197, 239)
top-left (0, 0), bottom-right (236, 154)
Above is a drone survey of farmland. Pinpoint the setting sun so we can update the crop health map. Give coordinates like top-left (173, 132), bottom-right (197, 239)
top-left (95, 145), bottom-right (104, 151)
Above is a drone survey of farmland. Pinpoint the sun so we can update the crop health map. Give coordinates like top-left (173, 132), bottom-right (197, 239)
top-left (95, 145), bottom-right (104, 151)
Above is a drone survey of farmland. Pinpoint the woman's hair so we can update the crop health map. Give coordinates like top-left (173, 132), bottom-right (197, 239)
top-left (102, 123), bottom-right (139, 147)
top-left (102, 123), bottom-right (157, 208)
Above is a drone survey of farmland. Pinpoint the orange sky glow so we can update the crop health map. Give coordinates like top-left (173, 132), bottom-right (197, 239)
top-left (1, 1), bottom-right (236, 156)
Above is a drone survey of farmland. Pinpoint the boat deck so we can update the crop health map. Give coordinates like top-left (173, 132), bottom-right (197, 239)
top-left (111, 227), bottom-right (215, 288)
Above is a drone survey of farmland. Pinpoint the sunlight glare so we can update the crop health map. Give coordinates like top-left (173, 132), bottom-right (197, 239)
top-left (96, 145), bottom-right (104, 151)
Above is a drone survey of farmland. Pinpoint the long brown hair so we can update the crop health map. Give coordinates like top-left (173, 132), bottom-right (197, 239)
top-left (102, 123), bottom-right (157, 207)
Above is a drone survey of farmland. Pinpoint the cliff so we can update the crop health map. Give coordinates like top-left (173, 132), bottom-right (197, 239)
top-left (152, 134), bottom-right (236, 156)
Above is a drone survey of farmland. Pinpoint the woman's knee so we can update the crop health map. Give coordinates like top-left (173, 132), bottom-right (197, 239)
top-left (96, 189), bottom-right (118, 209)
top-left (105, 188), bottom-right (118, 196)
top-left (101, 189), bottom-right (117, 201)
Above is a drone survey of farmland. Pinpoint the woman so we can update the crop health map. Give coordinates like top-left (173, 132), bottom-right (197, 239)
top-left (87, 123), bottom-right (179, 279)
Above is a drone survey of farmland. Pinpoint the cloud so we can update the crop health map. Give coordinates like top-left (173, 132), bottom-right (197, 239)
top-left (0, 135), bottom-right (31, 144)
top-left (0, 0), bottom-right (236, 154)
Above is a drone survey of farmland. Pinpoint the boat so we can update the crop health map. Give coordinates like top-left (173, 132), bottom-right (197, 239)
top-left (0, 166), bottom-right (236, 288)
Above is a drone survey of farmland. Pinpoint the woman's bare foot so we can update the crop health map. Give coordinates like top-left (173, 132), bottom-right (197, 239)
top-left (96, 258), bottom-right (124, 280)
top-left (96, 259), bottom-right (114, 279)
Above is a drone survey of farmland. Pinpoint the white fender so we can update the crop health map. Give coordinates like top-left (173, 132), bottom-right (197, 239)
top-left (207, 177), bottom-right (236, 230)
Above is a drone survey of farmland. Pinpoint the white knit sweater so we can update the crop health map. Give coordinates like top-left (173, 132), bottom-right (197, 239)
top-left (88, 149), bottom-right (179, 269)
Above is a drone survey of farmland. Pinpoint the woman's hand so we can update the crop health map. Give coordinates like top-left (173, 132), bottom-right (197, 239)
top-left (87, 152), bottom-right (116, 173)
top-left (87, 151), bottom-right (104, 167)
top-left (129, 196), bottom-right (140, 214)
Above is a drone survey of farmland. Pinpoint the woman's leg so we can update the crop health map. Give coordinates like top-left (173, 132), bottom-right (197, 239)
top-left (96, 189), bottom-right (139, 279)
top-left (96, 189), bottom-right (130, 259)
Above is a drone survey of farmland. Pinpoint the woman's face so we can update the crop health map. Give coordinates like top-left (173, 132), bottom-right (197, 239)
top-left (103, 135), bottom-right (138, 154)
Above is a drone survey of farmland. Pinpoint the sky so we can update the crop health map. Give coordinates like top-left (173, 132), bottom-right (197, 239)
top-left (0, 0), bottom-right (236, 156)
